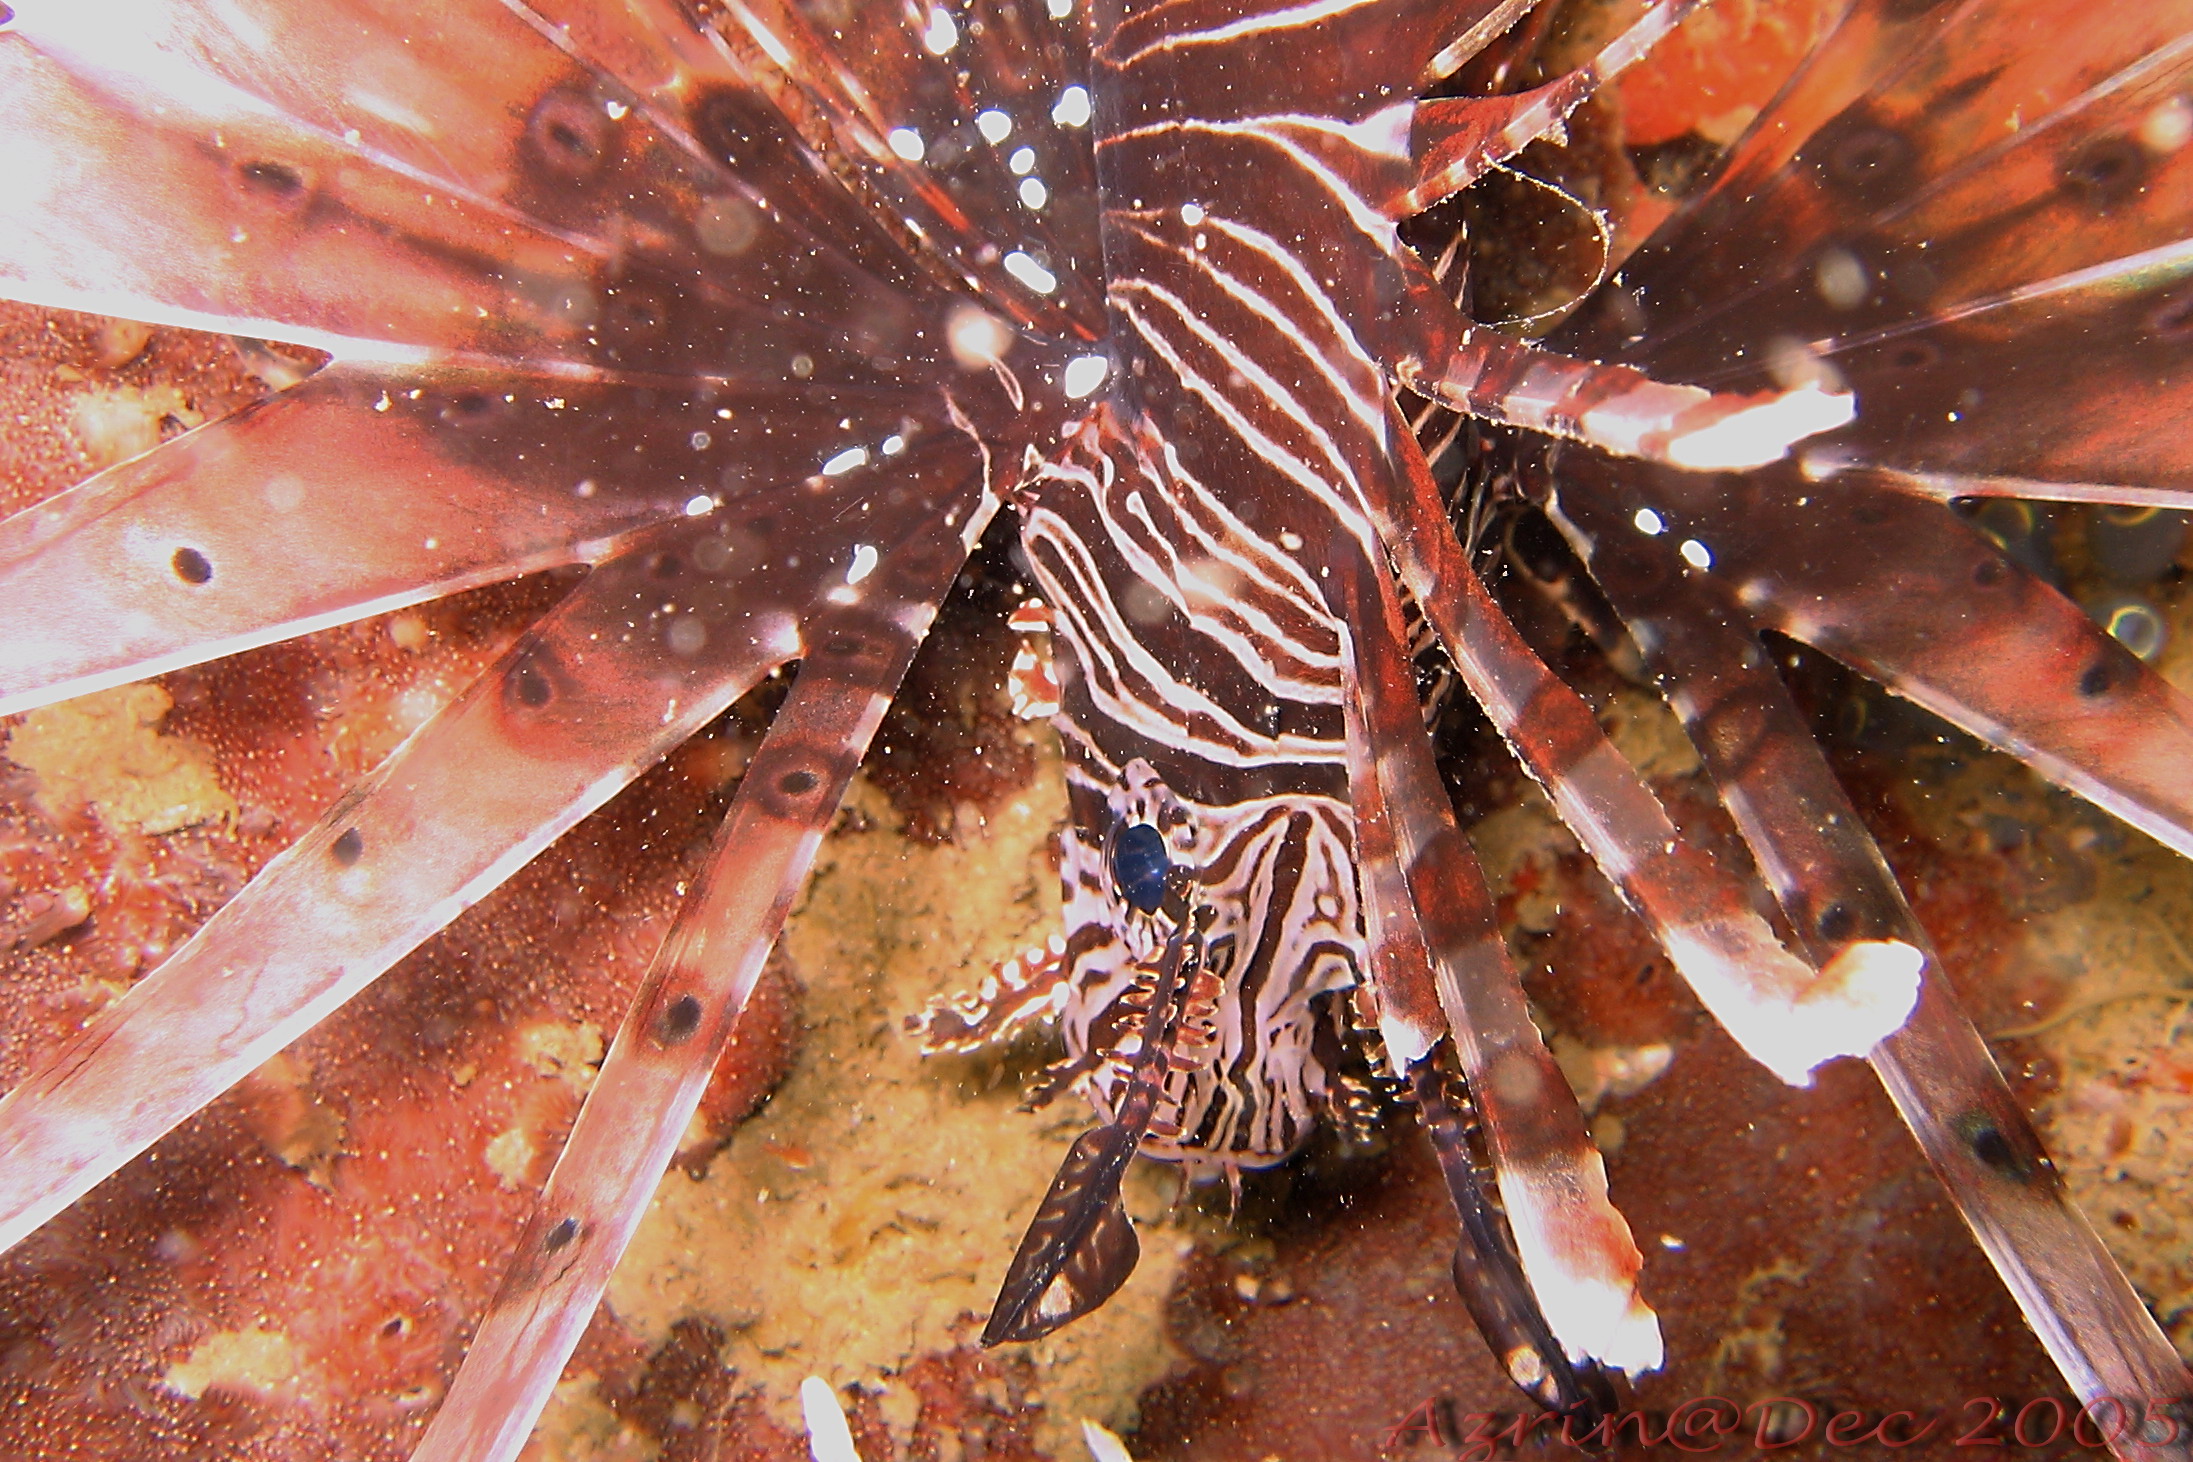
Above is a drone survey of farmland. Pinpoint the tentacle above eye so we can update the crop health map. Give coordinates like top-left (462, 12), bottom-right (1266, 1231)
top-left (0, 443), bottom-right (991, 1263)
top-left (409, 501), bottom-right (989, 1462)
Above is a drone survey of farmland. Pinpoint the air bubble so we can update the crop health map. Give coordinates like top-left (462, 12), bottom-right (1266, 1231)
top-left (2094, 594), bottom-right (2169, 662)
top-left (666, 615), bottom-right (708, 656)
top-left (887, 127), bottom-right (926, 162)
top-left (1813, 248), bottom-right (1868, 310)
top-left (947, 304), bottom-right (1014, 367)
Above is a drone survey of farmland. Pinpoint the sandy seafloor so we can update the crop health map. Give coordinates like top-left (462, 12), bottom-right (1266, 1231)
top-left (532, 745), bottom-right (1194, 1462)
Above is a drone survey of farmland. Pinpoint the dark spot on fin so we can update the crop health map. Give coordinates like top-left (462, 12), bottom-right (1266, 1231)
top-left (331, 828), bottom-right (364, 867)
top-left (506, 654), bottom-right (557, 711)
top-left (544, 1216), bottom-right (579, 1252)
top-left (983, 1122), bottom-right (1142, 1345)
top-left (238, 160), bottom-right (307, 200)
top-left (1970, 1122), bottom-right (2026, 1177)
top-left (172, 547), bottom-right (213, 585)
top-left (526, 91), bottom-right (614, 181)
top-left (656, 993), bottom-right (703, 1045)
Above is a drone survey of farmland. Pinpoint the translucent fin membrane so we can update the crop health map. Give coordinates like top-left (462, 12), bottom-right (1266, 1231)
top-left (1586, 460), bottom-right (2193, 864)
top-left (0, 8), bottom-right (947, 381)
top-left (1400, 0), bottom-right (1700, 215)
top-left (0, 444), bottom-right (988, 1262)
top-left (0, 363), bottom-right (934, 715)
top-left (1333, 540), bottom-right (1660, 1382)
top-left (412, 497), bottom-right (988, 1462)
top-left (1373, 412), bottom-right (1915, 1086)
top-left (1544, 452), bottom-right (2193, 1429)
top-left (1559, 0), bottom-right (2193, 497)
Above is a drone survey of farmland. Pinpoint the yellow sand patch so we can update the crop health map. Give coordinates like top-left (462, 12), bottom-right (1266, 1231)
top-left (516, 1019), bottom-right (606, 1092)
top-left (69, 382), bottom-right (202, 470)
top-left (601, 740), bottom-right (1186, 1460)
top-left (6, 682), bottom-right (235, 835)
top-left (162, 1326), bottom-right (300, 1400)
top-left (485, 1128), bottom-right (539, 1190)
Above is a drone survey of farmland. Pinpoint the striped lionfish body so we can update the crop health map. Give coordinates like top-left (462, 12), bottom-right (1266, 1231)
top-left (0, 0), bottom-right (2191, 1457)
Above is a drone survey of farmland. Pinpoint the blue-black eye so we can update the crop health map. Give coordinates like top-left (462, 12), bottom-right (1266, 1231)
top-left (1110, 822), bottom-right (1171, 914)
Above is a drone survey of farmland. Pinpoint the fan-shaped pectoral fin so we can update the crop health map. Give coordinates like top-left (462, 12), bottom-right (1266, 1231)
top-left (0, 446), bottom-right (987, 1266)
top-left (1330, 532), bottom-right (1659, 1396)
top-left (1370, 407), bottom-right (1917, 1085)
top-left (1542, 457), bottom-right (2193, 1436)
top-left (409, 487), bottom-right (992, 1462)
top-left (1605, 460), bottom-right (2193, 864)
top-left (0, 363), bottom-right (791, 716)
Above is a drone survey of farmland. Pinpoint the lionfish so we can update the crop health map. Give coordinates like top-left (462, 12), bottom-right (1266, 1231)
top-left (0, 0), bottom-right (2189, 1455)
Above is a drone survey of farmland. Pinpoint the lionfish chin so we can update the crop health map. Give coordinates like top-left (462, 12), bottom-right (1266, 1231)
top-left (1, 0), bottom-right (2191, 1456)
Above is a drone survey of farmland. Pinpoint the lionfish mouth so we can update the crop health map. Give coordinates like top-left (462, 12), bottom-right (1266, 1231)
top-left (1, 0), bottom-right (2192, 1458)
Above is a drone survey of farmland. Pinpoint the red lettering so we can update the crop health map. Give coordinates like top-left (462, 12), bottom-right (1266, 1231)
top-left (1745, 1397), bottom-right (1818, 1449)
top-left (1489, 1410), bottom-right (1535, 1454)
top-left (1452, 1410), bottom-right (1503, 1462)
top-left (1667, 1397), bottom-right (1743, 1452)
top-left (2138, 1399), bottom-right (2185, 1447)
top-left (1957, 1397), bottom-right (2006, 1447)
top-left (2013, 1398), bottom-right (2064, 1447)
top-left (2074, 1397), bottom-right (2130, 1448)
top-left (1381, 1398), bottom-right (1445, 1451)
top-left (1565, 1408), bottom-right (1665, 1450)
top-left (1824, 1410), bottom-right (1872, 1446)
top-left (1875, 1410), bottom-right (1942, 1448)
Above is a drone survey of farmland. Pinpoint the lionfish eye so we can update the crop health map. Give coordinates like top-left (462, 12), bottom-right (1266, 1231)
top-left (1110, 822), bottom-right (1171, 914)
